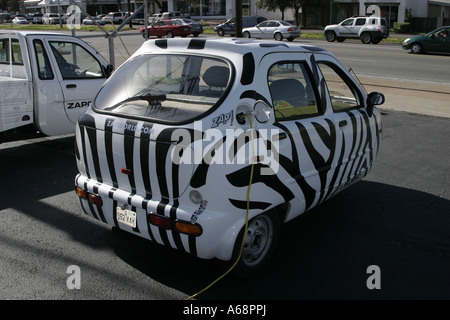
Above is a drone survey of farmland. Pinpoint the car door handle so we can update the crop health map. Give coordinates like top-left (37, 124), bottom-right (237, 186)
top-left (66, 84), bottom-right (77, 89)
top-left (339, 120), bottom-right (348, 127)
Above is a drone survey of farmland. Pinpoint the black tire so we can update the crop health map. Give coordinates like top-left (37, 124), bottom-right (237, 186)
top-left (243, 31), bottom-right (251, 38)
top-left (337, 37), bottom-right (345, 42)
top-left (410, 42), bottom-right (423, 54)
top-left (371, 38), bottom-right (381, 44)
top-left (217, 29), bottom-right (224, 37)
top-left (361, 32), bottom-right (372, 44)
top-left (232, 211), bottom-right (280, 277)
top-left (274, 32), bottom-right (283, 41)
top-left (166, 31), bottom-right (174, 38)
top-left (325, 31), bottom-right (336, 42)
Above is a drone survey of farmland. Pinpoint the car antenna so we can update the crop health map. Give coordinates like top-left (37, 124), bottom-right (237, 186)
top-left (348, 66), bottom-right (367, 94)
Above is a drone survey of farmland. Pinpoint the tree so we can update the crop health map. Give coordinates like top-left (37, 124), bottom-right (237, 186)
top-left (257, 0), bottom-right (290, 21)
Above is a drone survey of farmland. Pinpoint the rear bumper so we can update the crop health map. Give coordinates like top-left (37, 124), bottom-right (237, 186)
top-left (75, 174), bottom-right (242, 261)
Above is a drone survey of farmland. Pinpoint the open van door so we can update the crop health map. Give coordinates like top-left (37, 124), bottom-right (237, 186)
top-left (0, 32), bottom-right (33, 133)
top-left (28, 34), bottom-right (109, 136)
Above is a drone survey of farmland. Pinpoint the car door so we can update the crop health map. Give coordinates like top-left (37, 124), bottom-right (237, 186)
top-left (252, 21), bottom-right (268, 38)
top-left (429, 27), bottom-right (450, 53)
top-left (354, 18), bottom-right (367, 35)
top-left (33, 36), bottom-right (107, 130)
top-left (264, 21), bottom-right (280, 39)
top-left (314, 54), bottom-right (382, 194)
top-left (338, 18), bottom-right (355, 36)
top-left (254, 52), bottom-right (336, 220)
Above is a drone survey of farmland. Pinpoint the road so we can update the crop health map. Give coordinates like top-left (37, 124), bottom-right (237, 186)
top-left (76, 30), bottom-right (450, 117)
top-left (1, 31), bottom-right (450, 303)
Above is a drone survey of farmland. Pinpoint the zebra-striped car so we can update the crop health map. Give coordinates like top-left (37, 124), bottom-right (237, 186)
top-left (74, 38), bottom-right (384, 276)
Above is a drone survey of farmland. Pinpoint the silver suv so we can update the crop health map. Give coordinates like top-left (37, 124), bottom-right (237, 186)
top-left (324, 16), bottom-right (389, 44)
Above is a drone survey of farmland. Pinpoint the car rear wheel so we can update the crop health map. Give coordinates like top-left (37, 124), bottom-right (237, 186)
top-left (337, 37), bottom-right (345, 42)
top-left (274, 32), bottom-right (283, 41)
top-left (243, 31), bottom-right (251, 38)
top-left (410, 43), bottom-right (423, 54)
top-left (232, 211), bottom-right (280, 277)
top-left (361, 32), bottom-right (372, 44)
top-left (325, 31), bottom-right (336, 42)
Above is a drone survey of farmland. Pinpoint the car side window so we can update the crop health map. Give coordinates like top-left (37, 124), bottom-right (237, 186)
top-left (258, 21), bottom-right (269, 28)
top-left (33, 39), bottom-right (54, 80)
top-left (49, 41), bottom-right (104, 79)
top-left (341, 19), bottom-right (354, 26)
top-left (356, 18), bottom-right (366, 26)
top-left (317, 62), bottom-right (362, 111)
top-left (268, 62), bottom-right (320, 121)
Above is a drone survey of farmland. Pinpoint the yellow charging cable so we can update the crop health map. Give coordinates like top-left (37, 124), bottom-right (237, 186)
top-left (186, 114), bottom-right (255, 300)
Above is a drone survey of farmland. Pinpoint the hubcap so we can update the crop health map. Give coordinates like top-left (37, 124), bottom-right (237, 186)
top-left (242, 215), bottom-right (273, 267)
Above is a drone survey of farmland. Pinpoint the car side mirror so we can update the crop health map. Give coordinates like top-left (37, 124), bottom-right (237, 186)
top-left (366, 92), bottom-right (385, 117)
top-left (104, 64), bottom-right (114, 77)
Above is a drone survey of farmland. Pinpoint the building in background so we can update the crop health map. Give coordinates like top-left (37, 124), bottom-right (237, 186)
top-left (20, 0), bottom-right (450, 31)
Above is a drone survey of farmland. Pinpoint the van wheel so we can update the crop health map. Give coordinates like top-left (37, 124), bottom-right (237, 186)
top-left (325, 31), bottom-right (336, 42)
top-left (361, 32), bottom-right (372, 44)
top-left (232, 211), bottom-right (280, 277)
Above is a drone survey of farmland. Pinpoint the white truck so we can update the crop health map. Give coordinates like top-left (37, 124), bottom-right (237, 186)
top-left (0, 30), bottom-right (113, 141)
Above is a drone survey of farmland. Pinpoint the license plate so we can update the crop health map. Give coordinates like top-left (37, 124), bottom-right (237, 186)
top-left (116, 206), bottom-right (137, 228)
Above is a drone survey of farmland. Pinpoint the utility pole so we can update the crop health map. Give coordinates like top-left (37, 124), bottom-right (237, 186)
top-left (235, 0), bottom-right (243, 37)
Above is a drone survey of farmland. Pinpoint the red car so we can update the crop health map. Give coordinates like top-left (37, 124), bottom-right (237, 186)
top-left (140, 19), bottom-right (191, 38)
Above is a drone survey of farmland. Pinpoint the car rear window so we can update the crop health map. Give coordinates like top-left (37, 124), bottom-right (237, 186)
top-left (94, 54), bottom-right (232, 124)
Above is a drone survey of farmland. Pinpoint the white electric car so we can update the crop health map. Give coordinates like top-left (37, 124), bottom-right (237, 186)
top-left (75, 38), bottom-right (384, 276)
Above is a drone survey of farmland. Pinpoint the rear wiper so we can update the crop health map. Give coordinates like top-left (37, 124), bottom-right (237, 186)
top-left (105, 94), bottom-right (166, 110)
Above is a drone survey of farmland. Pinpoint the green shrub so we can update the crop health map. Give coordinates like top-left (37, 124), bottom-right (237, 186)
top-left (393, 22), bottom-right (411, 33)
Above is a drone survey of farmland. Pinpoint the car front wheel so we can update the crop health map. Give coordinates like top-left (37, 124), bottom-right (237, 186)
top-left (325, 31), bottom-right (336, 42)
top-left (410, 43), bottom-right (423, 54)
top-left (232, 211), bottom-right (280, 277)
top-left (217, 29), bottom-right (224, 36)
top-left (166, 31), bottom-right (174, 38)
top-left (243, 31), bottom-right (250, 38)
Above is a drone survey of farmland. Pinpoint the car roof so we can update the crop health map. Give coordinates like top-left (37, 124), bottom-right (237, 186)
top-left (134, 38), bottom-right (330, 60)
top-left (0, 30), bottom-right (65, 37)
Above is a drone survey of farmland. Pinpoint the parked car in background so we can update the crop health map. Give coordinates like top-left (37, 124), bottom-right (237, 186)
top-left (83, 14), bottom-right (106, 25)
top-left (402, 26), bottom-right (450, 54)
top-left (42, 13), bottom-right (61, 25)
top-left (173, 18), bottom-right (203, 36)
top-left (161, 11), bottom-right (190, 19)
top-left (12, 17), bottom-right (29, 25)
top-left (31, 13), bottom-right (43, 24)
top-left (243, 20), bottom-right (300, 41)
top-left (140, 19), bottom-right (191, 38)
top-left (324, 16), bottom-right (389, 44)
top-left (214, 16), bottom-right (267, 36)
top-left (103, 12), bottom-right (128, 24)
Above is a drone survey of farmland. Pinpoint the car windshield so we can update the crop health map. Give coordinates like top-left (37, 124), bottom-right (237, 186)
top-left (95, 54), bottom-right (232, 123)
